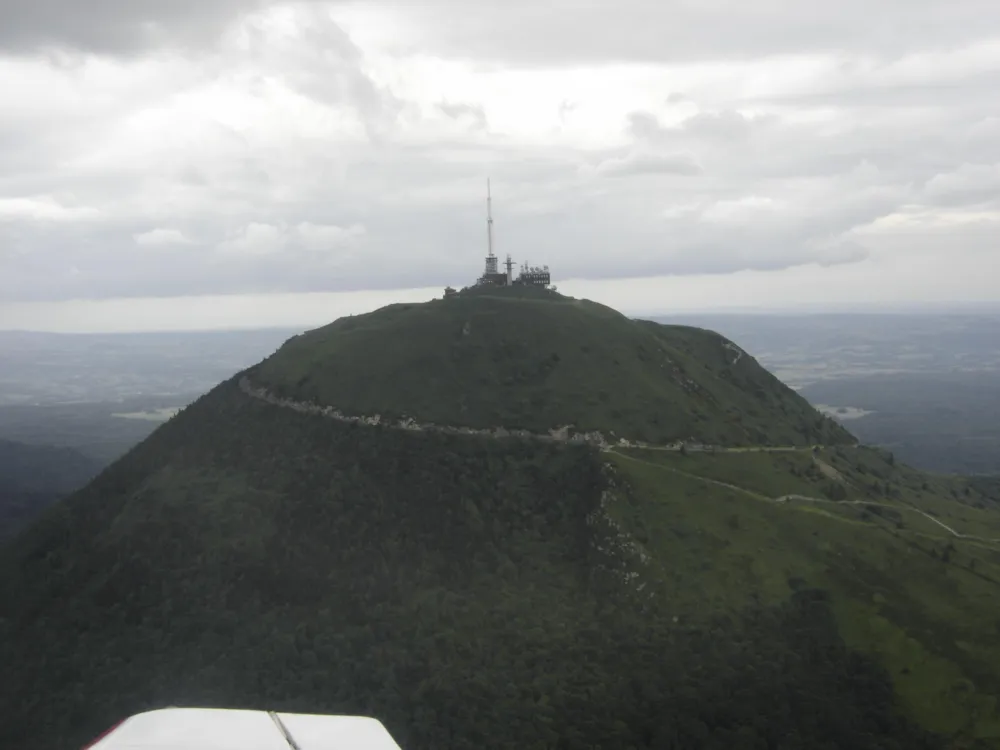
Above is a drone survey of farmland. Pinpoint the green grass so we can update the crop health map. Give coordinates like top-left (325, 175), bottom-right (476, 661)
top-left (823, 447), bottom-right (1000, 541)
top-left (619, 449), bottom-right (827, 498)
top-left (251, 290), bottom-right (852, 447)
top-left (609, 447), bottom-right (1000, 744)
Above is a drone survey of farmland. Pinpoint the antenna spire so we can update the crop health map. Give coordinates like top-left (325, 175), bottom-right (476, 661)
top-left (481, 178), bottom-right (499, 278)
top-left (486, 177), bottom-right (494, 260)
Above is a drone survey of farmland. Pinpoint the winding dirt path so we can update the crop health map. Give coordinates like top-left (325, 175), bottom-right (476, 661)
top-left (609, 450), bottom-right (1000, 547)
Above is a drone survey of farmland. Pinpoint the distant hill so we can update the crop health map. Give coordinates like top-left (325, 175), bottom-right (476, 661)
top-left (0, 439), bottom-right (100, 539)
top-left (1, 290), bottom-right (998, 750)
top-left (253, 288), bottom-right (852, 447)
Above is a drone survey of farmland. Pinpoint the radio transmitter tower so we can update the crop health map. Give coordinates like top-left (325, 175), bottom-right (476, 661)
top-left (472, 177), bottom-right (551, 289)
top-left (478, 178), bottom-right (509, 286)
top-left (485, 178), bottom-right (498, 275)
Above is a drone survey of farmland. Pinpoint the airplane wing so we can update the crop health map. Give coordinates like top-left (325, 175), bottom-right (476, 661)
top-left (82, 707), bottom-right (403, 750)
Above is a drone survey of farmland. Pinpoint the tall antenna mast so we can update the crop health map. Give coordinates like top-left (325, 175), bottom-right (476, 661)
top-left (480, 178), bottom-right (500, 280)
top-left (487, 178), bottom-right (495, 259)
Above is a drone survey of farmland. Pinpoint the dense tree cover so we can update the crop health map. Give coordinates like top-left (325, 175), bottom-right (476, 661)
top-left (0, 489), bottom-right (62, 541)
top-left (252, 291), bottom-right (852, 447)
top-left (0, 377), bottom-right (938, 749)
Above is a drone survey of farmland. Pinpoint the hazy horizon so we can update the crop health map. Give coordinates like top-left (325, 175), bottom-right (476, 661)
top-left (4, 287), bottom-right (999, 335)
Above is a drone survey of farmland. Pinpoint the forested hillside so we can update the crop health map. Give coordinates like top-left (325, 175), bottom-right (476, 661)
top-left (0, 376), bottom-right (940, 749)
top-left (3, 292), bottom-right (999, 749)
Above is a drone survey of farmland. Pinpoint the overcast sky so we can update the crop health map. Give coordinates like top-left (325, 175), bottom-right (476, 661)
top-left (1, 0), bottom-right (998, 331)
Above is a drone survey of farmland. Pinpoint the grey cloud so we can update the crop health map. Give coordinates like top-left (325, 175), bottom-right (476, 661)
top-left (0, 115), bottom-right (100, 184)
top-left (238, 5), bottom-right (401, 139)
top-left (679, 111), bottom-right (753, 141)
top-left (0, 145), bottom-right (888, 302)
top-left (436, 102), bottom-right (488, 130)
top-left (0, 92), bottom-right (978, 302)
top-left (595, 152), bottom-right (702, 177)
top-left (558, 101), bottom-right (577, 122)
top-left (382, 0), bottom-right (1000, 66)
top-left (922, 164), bottom-right (1000, 207)
top-left (0, 0), bottom-right (266, 55)
top-left (626, 106), bottom-right (997, 190)
top-left (7, 0), bottom-right (995, 63)
top-left (626, 112), bottom-right (667, 142)
top-left (628, 109), bottom-right (759, 149)
top-left (1, 216), bottom-right (373, 301)
top-left (810, 239), bottom-right (870, 268)
top-left (744, 69), bottom-right (1000, 110)
top-left (176, 166), bottom-right (209, 187)
top-left (0, 79), bottom-right (984, 303)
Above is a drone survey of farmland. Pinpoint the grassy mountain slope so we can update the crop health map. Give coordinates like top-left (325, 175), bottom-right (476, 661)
top-left (607, 445), bottom-right (1000, 744)
top-left (252, 290), bottom-right (851, 447)
top-left (2, 292), bottom-right (998, 749)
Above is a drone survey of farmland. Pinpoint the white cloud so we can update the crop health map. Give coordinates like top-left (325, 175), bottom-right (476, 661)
top-left (700, 196), bottom-right (783, 223)
top-left (296, 222), bottom-right (366, 251)
top-left (134, 228), bottom-right (194, 246)
top-left (215, 220), bottom-right (366, 261)
top-left (217, 222), bottom-right (287, 256)
top-left (0, 196), bottom-right (102, 222)
top-left (594, 151), bottom-right (702, 178)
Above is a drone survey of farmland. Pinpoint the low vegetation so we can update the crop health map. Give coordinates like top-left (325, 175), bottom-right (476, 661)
top-left (252, 290), bottom-right (851, 447)
top-left (607, 446), bottom-right (1000, 743)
